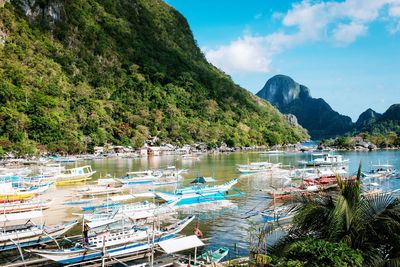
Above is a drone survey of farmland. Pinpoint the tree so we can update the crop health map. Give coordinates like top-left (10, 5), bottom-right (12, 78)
top-left (273, 163), bottom-right (400, 266)
top-left (333, 136), bottom-right (354, 149)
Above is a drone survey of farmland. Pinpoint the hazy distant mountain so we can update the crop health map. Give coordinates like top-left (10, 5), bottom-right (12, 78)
top-left (256, 75), bottom-right (354, 140)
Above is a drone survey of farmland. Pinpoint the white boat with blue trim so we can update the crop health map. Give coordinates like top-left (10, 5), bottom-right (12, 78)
top-left (154, 178), bottom-right (239, 206)
top-left (30, 215), bottom-right (195, 264)
top-left (0, 210), bottom-right (77, 251)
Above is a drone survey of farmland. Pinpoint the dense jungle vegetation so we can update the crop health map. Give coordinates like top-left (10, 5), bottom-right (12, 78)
top-left (0, 0), bottom-right (307, 155)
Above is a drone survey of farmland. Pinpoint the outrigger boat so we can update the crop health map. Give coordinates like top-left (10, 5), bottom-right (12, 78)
top-left (237, 161), bottom-right (279, 174)
top-left (30, 215), bottom-right (195, 265)
top-left (362, 164), bottom-right (397, 179)
top-left (82, 200), bottom-right (177, 227)
top-left (154, 178), bottom-right (240, 206)
top-left (0, 182), bottom-right (49, 203)
top-left (261, 204), bottom-right (299, 223)
top-left (264, 185), bottom-right (324, 200)
top-left (118, 171), bottom-right (162, 185)
top-left (0, 210), bottom-right (77, 251)
top-left (76, 184), bottom-right (125, 197)
top-left (55, 165), bottom-right (96, 186)
top-left (0, 198), bottom-right (52, 214)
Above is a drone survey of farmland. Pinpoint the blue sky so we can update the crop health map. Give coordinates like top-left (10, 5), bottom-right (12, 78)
top-left (165, 0), bottom-right (400, 121)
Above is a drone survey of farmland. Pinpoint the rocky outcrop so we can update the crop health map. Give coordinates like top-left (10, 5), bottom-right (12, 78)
top-left (256, 75), bottom-right (311, 109)
top-left (256, 75), bottom-right (354, 140)
top-left (285, 114), bottom-right (299, 127)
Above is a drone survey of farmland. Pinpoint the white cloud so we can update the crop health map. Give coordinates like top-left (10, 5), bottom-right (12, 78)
top-left (205, 0), bottom-right (400, 74)
top-left (205, 36), bottom-right (272, 73)
top-left (333, 22), bottom-right (367, 45)
top-left (389, 4), bottom-right (400, 16)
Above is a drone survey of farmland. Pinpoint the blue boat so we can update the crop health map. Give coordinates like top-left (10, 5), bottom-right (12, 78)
top-left (154, 178), bottom-right (242, 206)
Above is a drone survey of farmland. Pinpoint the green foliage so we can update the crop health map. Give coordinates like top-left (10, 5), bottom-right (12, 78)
top-left (271, 238), bottom-right (363, 267)
top-left (0, 0), bottom-right (307, 155)
top-left (333, 136), bottom-right (354, 149)
top-left (360, 131), bottom-right (400, 148)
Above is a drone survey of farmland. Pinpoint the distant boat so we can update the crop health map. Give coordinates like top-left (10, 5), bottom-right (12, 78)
top-left (237, 161), bottom-right (280, 174)
top-left (264, 184), bottom-right (331, 200)
top-left (117, 170), bottom-right (161, 185)
top-left (54, 165), bottom-right (96, 186)
top-left (299, 153), bottom-right (349, 167)
top-left (362, 164), bottom-right (397, 179)
top-left (259, 150), bottom-right (285, 155)
top-left (76, 184), bottom-right (125, 197)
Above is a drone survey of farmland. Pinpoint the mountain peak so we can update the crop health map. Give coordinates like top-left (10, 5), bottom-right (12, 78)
top-left (256, 74), bottom-right (353, 140)
top-left (256, 75), bottom-right (311, 109)
top-left (356, 108), bottom-right (382, 130)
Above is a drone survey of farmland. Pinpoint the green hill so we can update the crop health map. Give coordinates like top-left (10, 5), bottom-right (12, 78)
top-left (358, 104), bottom-right (400, 135)
top-left (0, 0), bottom-right (307, 155)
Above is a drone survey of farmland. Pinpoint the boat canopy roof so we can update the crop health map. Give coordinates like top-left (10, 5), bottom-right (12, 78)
top-left (158, 235), bottom-right (204, 254)
top-left (0, 210), bottom-right (43, 222)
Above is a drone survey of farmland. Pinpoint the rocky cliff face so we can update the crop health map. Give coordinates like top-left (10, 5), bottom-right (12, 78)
top-left (256, 75), bottom-right (311, 109)
top-left (256, 75), bottom-right (354, 140)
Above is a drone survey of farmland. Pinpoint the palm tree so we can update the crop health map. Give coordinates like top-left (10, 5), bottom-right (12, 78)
top-left (272, 162), bottom-right (400, 266)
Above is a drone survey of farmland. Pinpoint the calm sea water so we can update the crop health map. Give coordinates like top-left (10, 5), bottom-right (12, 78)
top-left (34, 150), bottom-right (400, 261)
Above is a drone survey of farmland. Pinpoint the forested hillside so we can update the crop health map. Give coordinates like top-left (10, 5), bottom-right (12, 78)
top-left (0, 0), bottom-right (307, 155)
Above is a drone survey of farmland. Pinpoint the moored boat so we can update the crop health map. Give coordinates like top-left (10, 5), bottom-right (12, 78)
top-left (0, 182), bottom-right (47, 203)
top-left (30, 215), bottom-right (195, 264)
top-left (362, 164), bottom-right (397, 179)
top-left (299, 153), bottom-right (349, 167)
top-left (118, 170), bottom-right (161, 185)
top-left (237, 161), bottom-right (279, 174)
top-left (54, 165), bottom-right (96, 186)
top-left (0, 198), bottom-right (52, 214)
top-left (154, 178), bottom-right (240, 206)
top-left (0, 209), bottom-right (77, 251)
